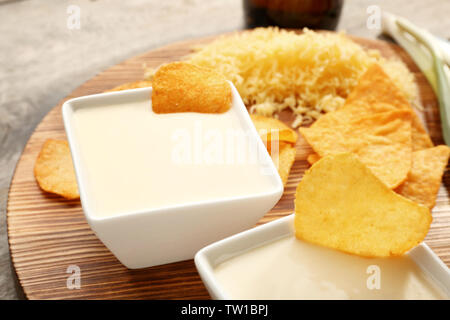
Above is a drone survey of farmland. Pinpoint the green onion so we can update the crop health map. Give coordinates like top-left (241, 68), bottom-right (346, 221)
top-left (382, 13), bottom-right (450, 145)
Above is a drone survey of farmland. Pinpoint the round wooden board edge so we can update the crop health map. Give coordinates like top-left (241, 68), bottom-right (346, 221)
top-left (5, 30), bottom-right (444, 299)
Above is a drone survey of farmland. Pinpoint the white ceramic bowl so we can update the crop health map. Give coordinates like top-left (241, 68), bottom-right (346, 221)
top-left (195, 214), bottom-right (450, 299)
top-left (62, 84), bottom-right (283, 269)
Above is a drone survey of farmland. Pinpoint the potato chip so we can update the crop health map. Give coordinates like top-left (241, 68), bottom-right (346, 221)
top-left (396, 145), bottom-right (450, 209)
top-left (300, 110), bottom-right (412, 189)
top-left (107, 80), bottom-right (152, 92)
top-left (291, 125), bottom-right (428, 168)
top-left (295, 153), bottom-right (431, 257)
top-left (411, 113), bottom-right (434, 151)
top-left (250, 115), bottom-right (298, 185)
top-left (345, 64), bottom-right (412, 110)
top-left (345, 104), bottom-right (432, 152)
top-left (250, 114), bottom-right (298, 144)
top-left (270, 142), bottom-right (297, 185)
top-left (344, 64), bottom-right (433, 151)
top-left (307, 153), bottom-right (320, 165)
top-left (300, 65), bottom-right (421, 188)
top-left (34, 139), bottom-right (79, 200)
top-left (151, 62), bottom-right (231, 114)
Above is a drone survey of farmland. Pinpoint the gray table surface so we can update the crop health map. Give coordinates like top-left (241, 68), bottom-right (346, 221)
top-left (1, 0), bottom-right (449, 300)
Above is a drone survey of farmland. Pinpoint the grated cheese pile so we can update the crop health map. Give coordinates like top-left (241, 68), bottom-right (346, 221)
top-left (146, 27), bottom-right (419, 127)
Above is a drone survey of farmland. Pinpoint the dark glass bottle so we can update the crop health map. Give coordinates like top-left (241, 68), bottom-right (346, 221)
top-left (243, 0), bottom-right (344, 30)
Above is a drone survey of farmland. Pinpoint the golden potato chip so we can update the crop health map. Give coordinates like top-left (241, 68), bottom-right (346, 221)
top-left (270, 142), bottom-right (297, 186)
top-left (107, 80), bottom-right (152, 92)
top-left (307, 153), bottom-right (320, 165)
top-left (345, 64), bottom-right (412, 110)
top-left (396, 145), bottom-right (450, 209)
top-left (411, 113), bottom-right (434, 151)
top-left (152, 62), bottom-right (231, 114)
top-left (344, 64), bottom-right (433, 151)
top-left (249, 115), bottom-right (298, 185)
top-left (295, 153), bottom-right (431, 258)
top-left (300, 110), bottom-right (412, 189)
top-left (300, 65), bottom-right (418, 188)
top-left (34, 139), bottom-right (79, 200)
top-left (346, 104), bottom-right (432, 152)
top-left (250, 114), bottom-right (298, 145)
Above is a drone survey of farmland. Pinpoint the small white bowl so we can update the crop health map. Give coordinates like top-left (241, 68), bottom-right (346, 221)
top-left (195, 214), bottom-right (450, 299)
top-left (62, 84), bottom-right (283, 269)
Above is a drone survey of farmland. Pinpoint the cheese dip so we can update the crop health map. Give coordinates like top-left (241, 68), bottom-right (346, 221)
top-left (72, 99), bottom-right (275, 218)
top-left (214, 236), bottom-right (447, 300)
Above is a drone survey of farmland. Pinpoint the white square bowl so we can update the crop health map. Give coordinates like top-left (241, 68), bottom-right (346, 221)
top-left (195, 214), bottom-right (450, 299)
top-left (62, 84), bottom-right (283, 269)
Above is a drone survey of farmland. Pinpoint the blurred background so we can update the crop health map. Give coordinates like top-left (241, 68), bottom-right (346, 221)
top-left (1, 0), bottom-right (450, 299)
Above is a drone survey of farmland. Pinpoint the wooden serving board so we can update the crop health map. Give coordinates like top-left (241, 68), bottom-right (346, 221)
top-left (7, 33), bottom-right (450, 300)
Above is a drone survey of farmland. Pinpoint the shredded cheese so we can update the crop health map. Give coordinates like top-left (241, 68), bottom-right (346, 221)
top-left (146, 27), bottom-right (418, 127)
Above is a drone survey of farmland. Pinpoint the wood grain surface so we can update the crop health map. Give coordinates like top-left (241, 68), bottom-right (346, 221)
top-left (6, 33), bottom-right (450, 299)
